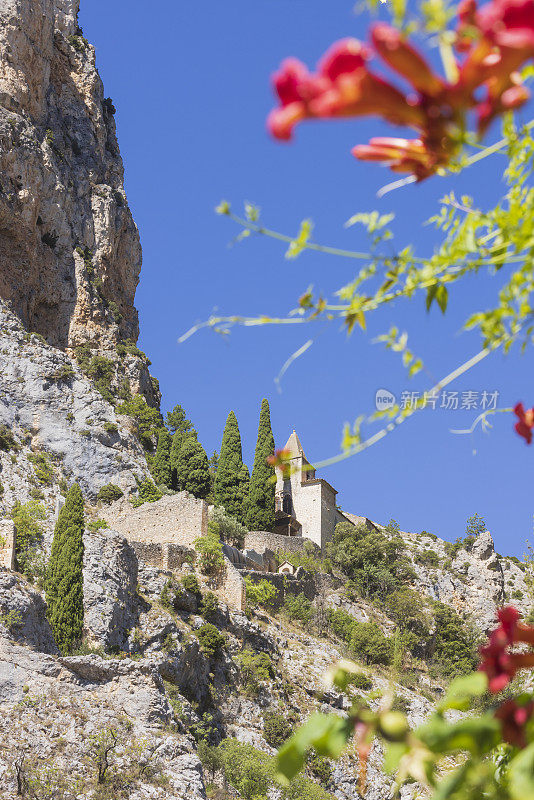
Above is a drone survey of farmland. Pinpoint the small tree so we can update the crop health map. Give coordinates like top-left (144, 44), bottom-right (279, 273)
top-left (245, 577), bottom-right (278, 610)
top-left (174, 434), bottom-right (211, 498)
top-left (245, 398), bottom-right (276, 532)
top-left (166, 403), bottom-right (194, 436)
top-left (45, 483), bottom-right (85, 653)
top-left (210, 505), bottom-right (247, 549)
top-left (195, 527), bottom-right (225, 575)
top-left (214, 411), bottom-right (248, 524)
top-left (151, 428), bottom-right (172, 487)
top-left (465, 513), bottom-right (487, 538)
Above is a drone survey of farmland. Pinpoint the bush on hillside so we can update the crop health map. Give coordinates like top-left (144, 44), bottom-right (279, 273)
top-left (327, 521), bottom-right (415, 602)
top-left (350, 622), bottom-right (393, 665)
top-left (236, 649), bottom-right (274, 696)
top-left (245, 577), bottom-right (277, 609)
top-left (195, 528), bottom-right (225, 575)
top-left (209, 505), bottom-right (247, 549)
top-left (263, 711), bottom-right (294, 748)
top-left (283, 593), bottom-right (314, 625)
top-left (97, 483), bottom-right (124, 504)
top-left (197, 623), bottom-right (225, 657)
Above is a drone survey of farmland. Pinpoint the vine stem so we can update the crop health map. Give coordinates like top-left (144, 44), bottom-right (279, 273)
top-left (310, 341), bottom-right (504, 470)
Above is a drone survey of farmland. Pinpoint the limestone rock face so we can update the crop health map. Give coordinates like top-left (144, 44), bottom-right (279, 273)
top-left (0, 302), bottom-right (150, 503)
top-left (82, 528), bottom-right (139, 650)
top-left (0, 0), bottom-right (141, 353)
top-left (0, 568), bottom-right (58, 653)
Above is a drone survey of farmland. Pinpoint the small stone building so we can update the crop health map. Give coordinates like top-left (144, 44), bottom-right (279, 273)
top-left (274, 430), bottom-right (349, 551)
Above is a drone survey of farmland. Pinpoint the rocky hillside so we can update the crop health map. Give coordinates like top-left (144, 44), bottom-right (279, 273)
top-left (0, 3), bottom-right (532, 800)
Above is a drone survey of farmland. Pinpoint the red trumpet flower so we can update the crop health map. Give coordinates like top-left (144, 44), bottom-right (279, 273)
top-left (268, 0), bottom-right (534, 179)
top-left (514, 402), bottom-right (534, 444)
top-left (495, 698), bottom-right (534, 747)
top-left (479, 606), bottom-right (534, 692)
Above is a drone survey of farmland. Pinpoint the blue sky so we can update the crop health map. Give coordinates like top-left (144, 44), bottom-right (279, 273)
top-left (79, 1), bottom-right (533, 556)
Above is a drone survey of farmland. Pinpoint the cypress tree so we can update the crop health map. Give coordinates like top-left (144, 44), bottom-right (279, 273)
top-left (45, 483), bottom-right (85, 653)
top-left (151, 428), bottom-right (172, 487)
top-left (174, 434), bottom-right (211, 498)
top-left (245, 398), bottom-right (276, 532)
top-left (214, 411), bottom-right (248, 523)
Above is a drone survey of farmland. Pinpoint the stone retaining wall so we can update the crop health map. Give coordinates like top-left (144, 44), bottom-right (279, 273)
top-left (241, 568), bottom-right (317, 609)
top-left (130, 541), bottom-right (192, 571)
top-left (102, 492), bottom-right (208, 549)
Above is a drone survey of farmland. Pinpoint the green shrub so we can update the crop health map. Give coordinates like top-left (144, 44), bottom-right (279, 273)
top-left (283, 593), bottom-right (314, 625)
top-left (194, 529), bottom-right (225, 575)
top-left (327, 608), bottom-right (357, 643)
top-left (327, 521), bottom-right (414, 601)
top-left (236, 649), bottom-right (274, 696)
top-left (263, 711), bottom-right (294, 748)
top-left (350, 622), bottom-right (393, 665)
top-left (347, 672), bottom-right (373, 690)
top-left (181, 573), bottom-right (201, 595)
top-left (391, 695), bottom-right (411, 714)
top-left (307, 752), bottom-right (332, 785)
top-left (86, 518), bottom-right (109, 531)
top-left (200, 591), bottom-right (219, 618)
top-left (97, 483), bottom-right (124, 504)
top-left (385, 588), bottom-right (431, 637)
top-left (430, 602), bottom-right (478, 677)
top-left (132, 478), bottom-right (162, 507)
top-left (48, 364), bottom-right (75, 383)
top-left (116, 395), bottom-right (161, 449)
top-left (245, 577), bottom-right (278, 610)
top-left (512, 589), bottom-right (524, 600)
top-left (197, 623), bottom-right (225, 657)
top-left (415, 548), bottom-right (440, 568)
top-left (12, 501), bottom-right (46, 578)
top-left (103, 422), bottom-right (118, 434)
top-left (209, 506), bottom-right (247, 549)
top-left (28, 453), bottom-right (54, 485)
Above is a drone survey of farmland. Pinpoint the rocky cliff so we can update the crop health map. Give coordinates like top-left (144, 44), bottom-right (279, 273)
top-left (0, 0), bottom-right (158, 405)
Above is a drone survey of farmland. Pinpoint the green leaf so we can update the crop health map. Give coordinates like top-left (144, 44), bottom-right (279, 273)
top-left (436, 285), bottom-right (448, 313)
top-left (430, 762), bottom-right (471, 800)
top-left (417, 714), bottom-right (500, 756)
top-left (286, 219), bottom-right (314, 259)
top-left (508, 742), bottom-right (534, 800)
top-left (275, 714), bottom-right (352, 784)
top-left (383, 742), bottom-right (409, 774)
top-left (438, 672), bottom-right (488, 712)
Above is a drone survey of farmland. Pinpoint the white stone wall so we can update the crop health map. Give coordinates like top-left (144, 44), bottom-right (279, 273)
top-left (102, 492), bottom-right (208, 550)
top-left (0, 519), bottom-right (15, 570)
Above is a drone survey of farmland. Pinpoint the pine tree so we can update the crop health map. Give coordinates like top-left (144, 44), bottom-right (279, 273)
top-left (174, 435), bottom-right (211, 498)
top-left (45, 483), bottom-right (85, 653)
top-left (214, 411), bottom-right (248, 523)
top-left (245, 398), bottom-right (276, 532)
top-left (166, 403), bottom-right (193, 436)
top-left (151, 428), bottom-right (172, 487)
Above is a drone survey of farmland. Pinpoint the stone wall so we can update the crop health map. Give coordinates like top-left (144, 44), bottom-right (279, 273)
top-left (0, 520), bottom-right (15, 570)
top-left (241, 568), bottom-right (317, 609)
top-left (130, 541), bottom-right (192, 572)
top-left (102, 493), bottom-right (208, 550)
top-left (245, 531), bottom-right (318, 556)
top-left (219, 557), bottom-right (246, 612)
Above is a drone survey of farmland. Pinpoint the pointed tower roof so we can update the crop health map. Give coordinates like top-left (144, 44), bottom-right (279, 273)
top-left (283, 429), bottom-right (307, 459)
